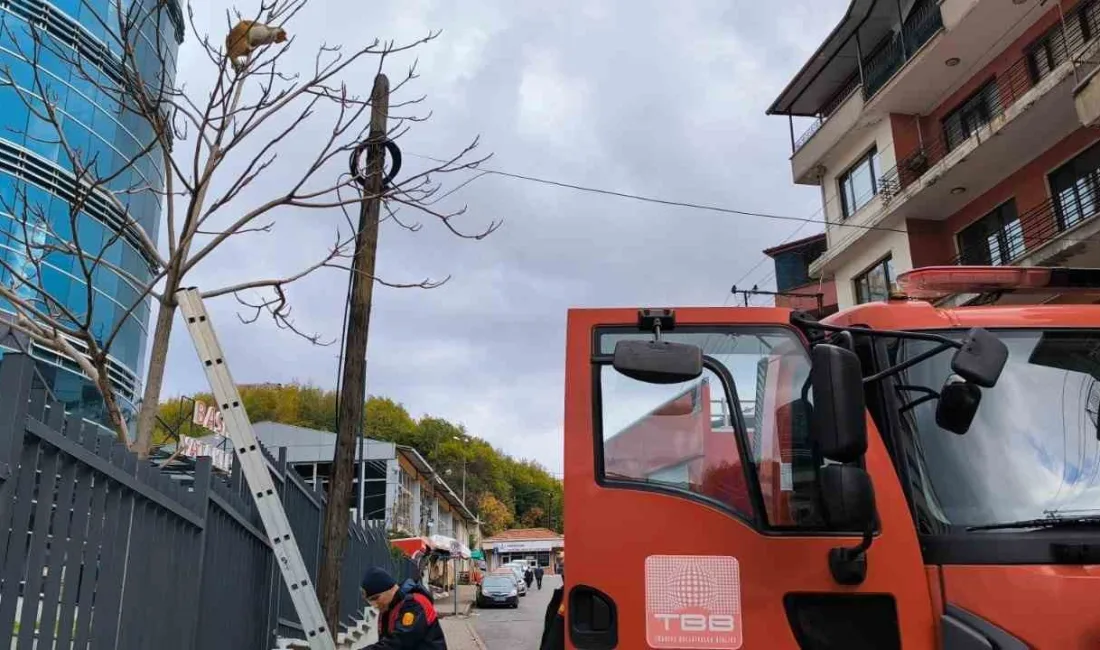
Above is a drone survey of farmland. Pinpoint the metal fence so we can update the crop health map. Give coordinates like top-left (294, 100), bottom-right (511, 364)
top-left (0, 352), bottom-right (415, 649)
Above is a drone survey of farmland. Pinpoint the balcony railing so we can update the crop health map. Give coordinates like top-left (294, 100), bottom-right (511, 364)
top-left (793, 74), bottom-right (861, 152)
top-left (880, 2), bottom-right (1098, 202)
top-left (862, 0), bottom-right (944, 100)
top-left (792, 0), bottom-right (941, 155)
top-left (950, 187), bottom-right (1100, 267)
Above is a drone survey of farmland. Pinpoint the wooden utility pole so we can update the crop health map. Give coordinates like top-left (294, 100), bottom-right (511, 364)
top-left (317, 73), bottom-right (389, 634)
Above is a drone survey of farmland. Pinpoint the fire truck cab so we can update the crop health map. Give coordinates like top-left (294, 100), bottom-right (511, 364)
top-left (555, 267), bottom-right (1100, 649)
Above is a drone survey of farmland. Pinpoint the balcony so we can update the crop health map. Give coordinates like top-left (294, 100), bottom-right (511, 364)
top-left (860, 0), bottom-right (944, 100)
top-left (811, 7), bottom-right (1100, 278)
top-left (951, 190), bottom-right (1100, 270)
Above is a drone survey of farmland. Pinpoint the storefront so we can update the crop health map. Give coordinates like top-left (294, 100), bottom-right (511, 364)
top-left (482, 528), bottom-right (565, 574)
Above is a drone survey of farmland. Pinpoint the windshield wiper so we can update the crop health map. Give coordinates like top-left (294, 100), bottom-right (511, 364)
top-left (967, 515), bottom-right (1100, 531)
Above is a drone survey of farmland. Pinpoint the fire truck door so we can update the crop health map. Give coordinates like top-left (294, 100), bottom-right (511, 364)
top-left (563, 308), bottom-right (935, 649)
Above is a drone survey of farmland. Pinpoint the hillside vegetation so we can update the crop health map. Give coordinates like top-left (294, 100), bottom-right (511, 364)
top-left (157, 383), bottom-right (562, 536)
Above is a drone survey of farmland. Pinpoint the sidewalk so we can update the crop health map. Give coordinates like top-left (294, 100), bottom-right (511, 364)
top-left (435, 584), bottom-right (477, 618)
top-left (440, 617), bottom-right (487, 650)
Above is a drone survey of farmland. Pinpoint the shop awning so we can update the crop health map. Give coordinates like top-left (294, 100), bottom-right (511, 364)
top-left (390, 537), bottom-right (431, 560)
top-left (429, 534), bottom-right (472, 559)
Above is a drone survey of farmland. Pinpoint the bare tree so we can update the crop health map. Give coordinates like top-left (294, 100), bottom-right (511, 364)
top-left (0, 0), bottom-right (498, 455)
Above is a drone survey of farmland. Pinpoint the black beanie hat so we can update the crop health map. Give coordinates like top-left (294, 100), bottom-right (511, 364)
top-left (361, 567), bottom-right (397, 598)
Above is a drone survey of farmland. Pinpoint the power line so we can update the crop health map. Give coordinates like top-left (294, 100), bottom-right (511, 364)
top-left (406, 152), bottom-right (908, 235)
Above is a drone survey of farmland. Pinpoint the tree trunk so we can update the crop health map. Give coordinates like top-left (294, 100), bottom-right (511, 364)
top-left (317, 73), bottom-right (389, 635)
top-left (133, 296), bottom-right (177, 458)
top-left (93, 357), bottom-right (130, 445)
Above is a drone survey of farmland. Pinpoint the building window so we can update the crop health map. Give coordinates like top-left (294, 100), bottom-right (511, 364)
top-left (838, 147), bottom-right (881, 218)
top-left (957, 200), bottom-right (1024, 266)
top-left (853, 255), bottom-right (895, 304)
top-left (1050, 139), bottom-right (1100, 231)
top-left (942, 80), bottom-right (999, 151)
top-left (1027, 3), bottom-right (1095, 83)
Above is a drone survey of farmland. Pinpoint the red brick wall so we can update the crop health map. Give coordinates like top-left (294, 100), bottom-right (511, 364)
top-left (906, 218), bottom-right (950, 267)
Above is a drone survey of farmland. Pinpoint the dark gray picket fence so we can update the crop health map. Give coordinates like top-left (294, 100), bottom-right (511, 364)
top-left (0, 353), bottom-right (415, 649)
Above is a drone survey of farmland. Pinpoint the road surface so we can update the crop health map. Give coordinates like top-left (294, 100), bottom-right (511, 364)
top-left (473, 575), bottom-right (559, 649)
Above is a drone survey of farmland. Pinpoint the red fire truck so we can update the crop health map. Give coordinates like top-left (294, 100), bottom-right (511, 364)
top-left (546, 266), bottom-right (1100, 649)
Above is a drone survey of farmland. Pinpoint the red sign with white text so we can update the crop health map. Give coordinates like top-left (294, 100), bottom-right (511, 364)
top-left (645, 555), bottom-right (743, 649)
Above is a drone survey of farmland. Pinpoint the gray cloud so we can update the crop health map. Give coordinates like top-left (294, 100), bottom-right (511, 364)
top-left (156, 0), bottom-right (848, 476)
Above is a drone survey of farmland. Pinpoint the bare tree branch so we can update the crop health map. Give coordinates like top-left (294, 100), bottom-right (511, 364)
top-left (0, 0), bottom-right (499, 465)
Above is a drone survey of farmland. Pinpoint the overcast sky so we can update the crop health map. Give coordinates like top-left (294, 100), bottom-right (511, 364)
top-left (156, 0), bottom-right (843, 477)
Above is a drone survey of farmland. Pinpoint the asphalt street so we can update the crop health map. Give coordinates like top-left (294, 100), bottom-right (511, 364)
top-left (473, 574), bottom-right (560, 649)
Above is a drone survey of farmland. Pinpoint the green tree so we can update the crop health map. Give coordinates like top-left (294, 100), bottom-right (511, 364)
top-left (156, 381), bottom-right (565, 531)
top-left (478, 493), bottom-right (513, 536)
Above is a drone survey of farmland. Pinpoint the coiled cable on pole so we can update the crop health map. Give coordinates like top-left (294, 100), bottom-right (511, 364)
top-left (349, 136), bottom-right (402, 190)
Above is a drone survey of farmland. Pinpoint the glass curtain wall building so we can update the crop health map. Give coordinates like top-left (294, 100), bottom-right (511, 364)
top-left (0, 0), bottom-right (183, 427)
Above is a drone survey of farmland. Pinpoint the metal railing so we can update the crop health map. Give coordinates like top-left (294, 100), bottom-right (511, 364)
top-left (882, 1), bottom-right (1100, 201)
top-left (863, 0), bottom-right (944, 100)
top-left (793, 74), bottom-right (861, 152)
top-left (0, 353), bottom-right (417, 650)
top-left (793, 0), bottom-right (942, 154)
top-left (950, 182), bottom-right (1100, 266)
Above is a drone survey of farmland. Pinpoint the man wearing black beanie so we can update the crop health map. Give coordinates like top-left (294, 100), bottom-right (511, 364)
top-left (361, 567), bottom-right (448, 649)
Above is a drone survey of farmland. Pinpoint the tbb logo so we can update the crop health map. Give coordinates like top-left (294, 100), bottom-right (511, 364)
top-left (644, 555), bottom-right (742, 649)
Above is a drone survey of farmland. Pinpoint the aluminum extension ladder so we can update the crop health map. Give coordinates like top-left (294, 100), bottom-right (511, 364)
top-left (177, 287), bottom-right (337, 650)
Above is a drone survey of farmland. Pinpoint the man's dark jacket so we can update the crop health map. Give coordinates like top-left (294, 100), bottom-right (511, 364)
top-left (539, 585), bottom-right (565, 650)
top-left (369, 581), bottom-right (447, 649)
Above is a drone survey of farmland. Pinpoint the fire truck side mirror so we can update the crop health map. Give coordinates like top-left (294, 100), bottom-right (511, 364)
top-left (612, 340), bottom-right (703, 384)
top-left (820, 464), bottom-right (876, 531)
top-left (950, 327), bottom-right (1008, 388)
top-left (811, 344), bottom-right (867, 463)
top-left (821, 464), bottom-right (878, 586)
top-left (935, 379), bottom-right (982, 435)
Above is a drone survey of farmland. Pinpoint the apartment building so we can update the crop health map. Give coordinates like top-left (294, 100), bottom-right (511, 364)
top-left (767, 0), bottom-right (1100, 308)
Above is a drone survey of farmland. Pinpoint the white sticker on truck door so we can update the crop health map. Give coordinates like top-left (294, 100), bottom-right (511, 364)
top-left (645, 555), bottom-right (743, 649)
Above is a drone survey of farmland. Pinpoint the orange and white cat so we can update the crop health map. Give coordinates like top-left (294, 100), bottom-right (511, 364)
top-left (225, 19), bottom-right (287, 71)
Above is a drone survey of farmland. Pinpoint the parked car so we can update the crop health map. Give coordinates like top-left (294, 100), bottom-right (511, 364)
top-left (477, 574), bottom-right (520, 608)
top-left (494, 566), bottom-right (527, 596)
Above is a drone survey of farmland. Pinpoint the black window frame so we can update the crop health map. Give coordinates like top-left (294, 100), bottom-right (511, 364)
top-left (956, 199), bottom-right (1023, 266)
top-left (941, 79), bottom-right (999, 152)
top-left (1049, 139), bottom-right (1100, 231)
top-left (590, 324), bottom-right (867, 537)
top-left (1026, 2), bottom-right (1095, 84)
top-left (853, 254), bottom-right (895, 305)
top-left (838, 147), bottom-right (881, 219)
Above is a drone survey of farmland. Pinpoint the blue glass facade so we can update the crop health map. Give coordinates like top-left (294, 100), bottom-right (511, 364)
top-left (0, 0), bottom-right (182, 425)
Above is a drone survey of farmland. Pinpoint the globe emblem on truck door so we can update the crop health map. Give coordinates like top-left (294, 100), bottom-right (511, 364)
top-left (668, 563), bottom-right (718, 609)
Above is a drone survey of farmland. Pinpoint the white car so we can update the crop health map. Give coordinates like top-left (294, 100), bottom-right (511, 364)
top-left (495, 566), bottom-right (527, 596)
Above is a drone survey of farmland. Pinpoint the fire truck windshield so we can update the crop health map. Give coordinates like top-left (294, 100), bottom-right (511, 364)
top-left (892, 329), bottom-right (1100, 531)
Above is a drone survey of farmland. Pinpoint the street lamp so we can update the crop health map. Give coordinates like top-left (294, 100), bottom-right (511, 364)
top-left (444, 434), bottom-right (469, 505)
top-left (541, 491), bottom-right (555, 530)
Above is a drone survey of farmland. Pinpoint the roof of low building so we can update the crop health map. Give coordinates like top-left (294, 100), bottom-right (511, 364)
top-left (762, 232), bottom-right (827, 258)
top-left (484, 528), bottom-right (563, 542)
top-left (252, 421), bottom-right (395, 464)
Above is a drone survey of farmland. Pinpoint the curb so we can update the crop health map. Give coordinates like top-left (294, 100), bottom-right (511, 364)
top-left (451, 617), bottom-right (487, 650)
top-left (438, 599), bottom-right (475, 618)
top-left (467, 622), bottom-right (488, 650)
